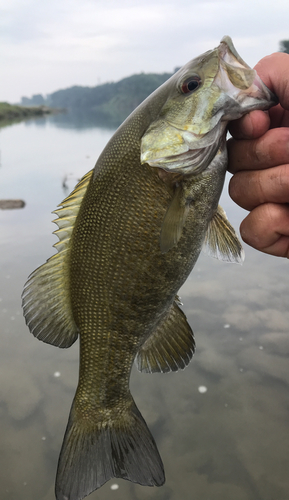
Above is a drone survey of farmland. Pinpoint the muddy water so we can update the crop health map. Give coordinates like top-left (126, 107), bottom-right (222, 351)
top-left (0, 116), bottom-right (288, 500)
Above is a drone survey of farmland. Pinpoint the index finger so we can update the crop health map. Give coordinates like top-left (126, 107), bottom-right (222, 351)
top-left (254, 52), bottom-right (289, 110)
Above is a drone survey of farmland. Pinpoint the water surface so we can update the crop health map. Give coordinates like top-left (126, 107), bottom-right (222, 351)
top-left (0, 115), bottom-right (288, 500)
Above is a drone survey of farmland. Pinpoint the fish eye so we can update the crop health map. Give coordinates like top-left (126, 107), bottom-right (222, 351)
top-left (181, 76), bottom-right (201, 94)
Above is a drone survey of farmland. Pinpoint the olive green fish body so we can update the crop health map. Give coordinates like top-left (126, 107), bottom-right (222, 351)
top-left (22, 37), bottom-right (277, 500)
top-left (71, 139), bottom-right (225, 400)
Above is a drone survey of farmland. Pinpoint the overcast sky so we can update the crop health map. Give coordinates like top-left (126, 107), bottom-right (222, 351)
top-left (1, 0), bottom-right (288, 103)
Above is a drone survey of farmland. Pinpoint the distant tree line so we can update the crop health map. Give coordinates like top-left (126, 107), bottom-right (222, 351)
top-left (21, 72), bottom-right (173, 126)
top-left (279, 40), bottom-right (289, 54)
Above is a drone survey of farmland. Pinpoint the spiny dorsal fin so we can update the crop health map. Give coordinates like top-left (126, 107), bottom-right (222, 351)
top-left (203, 205), bottom-right (244, 264)
top-left (160, 184), bottom-right (190, 253)
top-left (136, 297), bottom-right (195, 373)
top-left (22, 170), bottom-right (93, 347)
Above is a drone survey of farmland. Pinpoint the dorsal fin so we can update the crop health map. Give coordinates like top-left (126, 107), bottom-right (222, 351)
top-left (202, 205), bottom-right (244, 264)
top-left (136, 297), bottom-right (195, 373)
top-left (22, 170), bottom-right (93, 347)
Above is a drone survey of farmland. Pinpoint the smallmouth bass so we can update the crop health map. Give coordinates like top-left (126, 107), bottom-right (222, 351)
top-left (22, 36), bottom-right (277, 500)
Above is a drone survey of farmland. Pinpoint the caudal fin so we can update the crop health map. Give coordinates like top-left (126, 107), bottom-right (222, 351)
top-left (55, 397), bottom-right (165, 500)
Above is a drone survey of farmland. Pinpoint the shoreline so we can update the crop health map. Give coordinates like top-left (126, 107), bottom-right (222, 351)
top-left (0, 102), bottom-right (63, 127)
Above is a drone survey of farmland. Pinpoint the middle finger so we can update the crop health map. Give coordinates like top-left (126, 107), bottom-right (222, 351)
top-left (227, 127), bottom-right (289, 174)
top-left (229, 163), bottom-right (289, 211)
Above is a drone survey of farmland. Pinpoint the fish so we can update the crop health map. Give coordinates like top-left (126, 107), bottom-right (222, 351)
top-left (22, 36), bottom-right (277, 500)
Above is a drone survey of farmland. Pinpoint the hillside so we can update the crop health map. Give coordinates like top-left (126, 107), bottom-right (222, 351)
top-left (21, 72), bottom-right (174, 125)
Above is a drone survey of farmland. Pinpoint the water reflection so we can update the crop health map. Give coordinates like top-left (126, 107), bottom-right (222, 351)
top-left (0, 116), bottom-right (288, 500)
top-left (41, 110), bottom-right (120, 130)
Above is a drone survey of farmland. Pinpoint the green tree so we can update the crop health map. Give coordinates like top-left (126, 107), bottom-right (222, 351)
top-left (279, 40), bottom-right (289, 54)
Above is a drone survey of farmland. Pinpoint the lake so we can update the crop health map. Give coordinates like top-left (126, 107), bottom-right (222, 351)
top-left (0, 114), bottom-right (288, 500)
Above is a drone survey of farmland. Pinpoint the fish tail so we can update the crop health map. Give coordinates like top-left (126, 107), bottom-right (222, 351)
top-left (55, 395), bottom-right (165, 500)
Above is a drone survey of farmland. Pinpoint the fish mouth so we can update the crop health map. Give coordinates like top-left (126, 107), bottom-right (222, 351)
top-left (217, 36), bottom-right (278, 111)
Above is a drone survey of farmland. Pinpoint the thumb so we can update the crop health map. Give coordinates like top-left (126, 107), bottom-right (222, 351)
top-left (254, 52), bottom-right (289, 111)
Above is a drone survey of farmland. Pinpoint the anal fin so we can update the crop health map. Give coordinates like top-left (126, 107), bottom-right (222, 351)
top-left (136, 297), bottom-right (195, 373)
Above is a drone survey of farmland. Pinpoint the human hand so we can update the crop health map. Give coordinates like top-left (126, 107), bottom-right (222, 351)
top-left (227, 52), bottom-right (289, 257)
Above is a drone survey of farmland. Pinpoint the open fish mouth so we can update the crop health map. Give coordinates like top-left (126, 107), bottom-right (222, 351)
top-left (216, 36), bottom-right (278, 115)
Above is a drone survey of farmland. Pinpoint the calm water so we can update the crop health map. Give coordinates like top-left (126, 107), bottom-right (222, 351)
top-left (0, 115), bottom-right (288, 500)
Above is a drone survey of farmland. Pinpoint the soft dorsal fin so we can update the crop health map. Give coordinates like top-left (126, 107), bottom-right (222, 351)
top-left (135, 297), bottom-right (195, 373)
top-left (22, 170), bottom-right (93, 347)
top-left (160, 184), bottom-right (190, 253)
top-left (203, 205), bottom-right (244, 264)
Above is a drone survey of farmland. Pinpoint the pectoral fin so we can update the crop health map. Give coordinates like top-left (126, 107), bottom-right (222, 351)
top-left (203, 205), bottom-right (244, 263)
top-left (160, 184), bottom-right (190, 253)
top-left (136, 297), bottom-right (195, 373)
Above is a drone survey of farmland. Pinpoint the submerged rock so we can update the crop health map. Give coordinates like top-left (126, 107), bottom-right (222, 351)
top-left (0, 199), bottom-right (25, 209)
